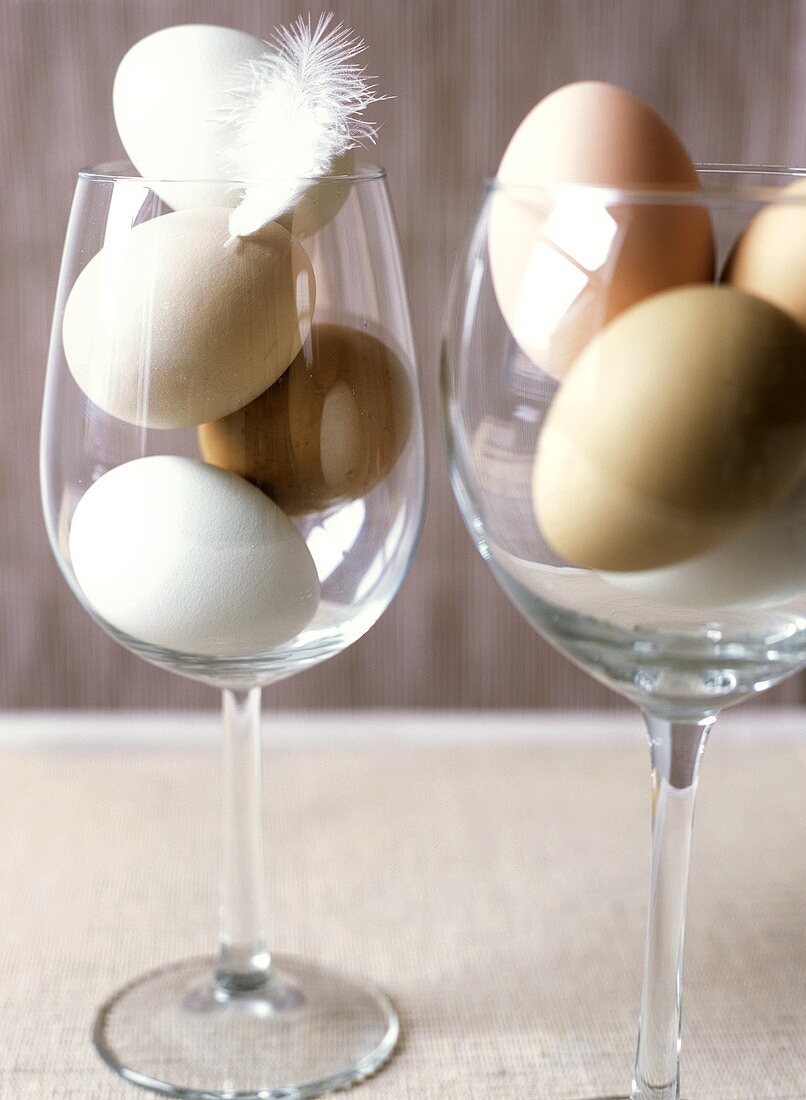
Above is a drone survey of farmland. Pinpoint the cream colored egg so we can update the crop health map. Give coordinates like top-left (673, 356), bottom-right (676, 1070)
top-left (533, 286), bottom-right (806, 571)
top-left (282, 150), bottom-right (356, 240)
top-left (69, 455), bottom-right (320, 656)
top-left (489, 82), bottom-right (714, 378)
top-left (724, 177), bottom-right (806, 328)
top-left (114, 24), bottom-right (272, 211)
top-left (198, 323), bottom-right (412, 513)
top-left (62, 208), bottom-right (315, 429)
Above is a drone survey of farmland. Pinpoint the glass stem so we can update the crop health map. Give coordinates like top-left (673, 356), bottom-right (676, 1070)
top-left (215, 686), bottom-right (271, 994)
top-left (631, 714), bottom-right (714, 1100)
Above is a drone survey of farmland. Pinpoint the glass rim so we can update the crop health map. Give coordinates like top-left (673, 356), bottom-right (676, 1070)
top-left (485, 163), bottom-right (806, 205)
top-left (77, 158), bottom-right (387, 186)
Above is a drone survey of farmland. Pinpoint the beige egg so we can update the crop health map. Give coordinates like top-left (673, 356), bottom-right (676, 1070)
top-left (279, 150), bottom-right (356, 240)
top-left (488, 82), bottom-right (714, 379)
top-left (63, 208), bottom-right (315, 429)
top-left (198, 323), bottom-right (412, 513)
top-left (723, 177), bottom-right (806, 328)
top-left (231, 150), bottom-right (357, 240)
top-left (533, 286), bottom-right (806, 571)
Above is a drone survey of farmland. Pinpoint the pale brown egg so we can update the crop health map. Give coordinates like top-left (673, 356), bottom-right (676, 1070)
top-left (198, 322), bottom-right (412, 513)
top-left (63, 208), bottom-right (315, 429)
top-left (723, 177), bottom-right (806, 328)
top-left (488, 82), bottom-right (714, 379)
top-left (533, 286), bottom-right (806, 571)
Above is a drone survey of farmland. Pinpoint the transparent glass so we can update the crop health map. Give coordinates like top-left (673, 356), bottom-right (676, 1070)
top-left (41, 162), bottom-right (426, 1099)
top-left (442, 165), bottom-right (806, 1099)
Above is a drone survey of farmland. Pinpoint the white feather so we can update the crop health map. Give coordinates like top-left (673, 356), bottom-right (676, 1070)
top-left (223, 13), bottom-right (385, 238)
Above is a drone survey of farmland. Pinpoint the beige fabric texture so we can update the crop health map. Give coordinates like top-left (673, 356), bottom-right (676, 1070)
top-left (1, 0), bottom-right (806, 710)
top-left (0, 733), bottom-right (803, 1098)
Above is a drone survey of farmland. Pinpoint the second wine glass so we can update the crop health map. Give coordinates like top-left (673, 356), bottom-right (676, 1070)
top-left (41, 162), bottom-right (426, 1099)
top-left (442, 166), bottom-right (806, 1099)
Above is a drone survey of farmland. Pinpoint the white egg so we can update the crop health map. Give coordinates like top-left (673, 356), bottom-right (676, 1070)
top-left (600, 479), bottom-right (806, 609)
top-left (114, 25), bottom-right (271, 211)
top-left (69, 456), bottom-right (320, 656)
top-left (114, 24), bottom-right (354, 233)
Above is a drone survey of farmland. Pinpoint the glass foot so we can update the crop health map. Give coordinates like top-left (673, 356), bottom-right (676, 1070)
top-left (93, 954), bottom-right (399, 1099)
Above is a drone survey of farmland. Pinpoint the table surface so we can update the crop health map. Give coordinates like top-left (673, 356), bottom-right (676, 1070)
top-left (0, 710), bottom-right (804, 1099)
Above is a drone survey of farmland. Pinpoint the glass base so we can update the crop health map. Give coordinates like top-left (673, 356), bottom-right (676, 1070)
top-left (93, 954), bottom-right (399, 1099)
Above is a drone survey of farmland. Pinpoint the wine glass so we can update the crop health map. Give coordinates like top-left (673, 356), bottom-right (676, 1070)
top-left (441, 166), bottom-right (806, 1099)
top-left (41, 162), bottom-right (426, 1099)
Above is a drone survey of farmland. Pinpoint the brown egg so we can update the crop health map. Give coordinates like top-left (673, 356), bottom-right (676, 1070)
top-left (198, 323), bottom-right (412, 513)
top-left (488, 82), bottom-right (714, 379)
top-left (533, 286), bottom-right (806, 572)
top-left (723, 177), bottom-right (806, 328)
top-left (63, 208), bottom-right (315, 429)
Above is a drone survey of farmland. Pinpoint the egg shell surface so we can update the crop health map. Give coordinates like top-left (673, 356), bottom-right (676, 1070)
top-left (278, 150), bottom-right (356, 240)
top-left (198, 323), bottom-right (413, 513)
top-left (114, 24), bottom-right (355, 234)
top-left (62, 208), bottom-right (315, 429)
top-left (69, 455), bottom-right (320, 656)
top-left (114, 24), bottom-right (272, 211)
top-left (533, 285), bottom-right (806, 571)
top-left (723, 177), bottom-right (806, 329)
top-left (488, 81), bottom-right (714, 378)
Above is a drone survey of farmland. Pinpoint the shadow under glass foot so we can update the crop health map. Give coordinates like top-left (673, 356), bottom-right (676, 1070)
top-left (93, 953), bottom-right (399, 1099)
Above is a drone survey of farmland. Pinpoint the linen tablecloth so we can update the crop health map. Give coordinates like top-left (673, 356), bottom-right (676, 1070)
top-left (0, 714), bottom-right (803, 1098)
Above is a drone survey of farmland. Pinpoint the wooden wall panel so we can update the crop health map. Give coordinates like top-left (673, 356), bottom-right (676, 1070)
top-left (1, 0), bottom-right (804, 709)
